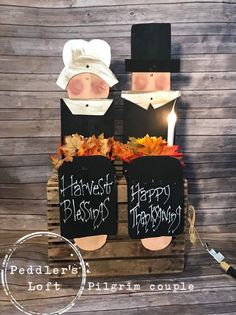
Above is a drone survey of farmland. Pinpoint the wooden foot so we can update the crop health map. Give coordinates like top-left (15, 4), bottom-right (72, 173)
top-left (74, 235), bottom-right (107, 251)
top-left (141, 236), bottom-right (172, 251)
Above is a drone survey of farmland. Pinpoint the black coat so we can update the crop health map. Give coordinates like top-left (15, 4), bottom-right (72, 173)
top-left (124, 100), bottom-right (174, 141)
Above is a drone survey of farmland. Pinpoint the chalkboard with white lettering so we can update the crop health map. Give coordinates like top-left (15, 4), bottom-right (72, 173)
top-left (125, 156), bottom-right (184, 239)
top-left (58, 156), bottom-right (118, 239)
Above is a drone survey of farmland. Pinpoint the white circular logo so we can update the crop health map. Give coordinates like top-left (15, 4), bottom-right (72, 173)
top-left (1, 231), bottom-right (86, 315)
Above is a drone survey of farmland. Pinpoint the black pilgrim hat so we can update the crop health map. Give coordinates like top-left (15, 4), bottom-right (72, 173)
top-left (125, 23), bottom-right (180, 72)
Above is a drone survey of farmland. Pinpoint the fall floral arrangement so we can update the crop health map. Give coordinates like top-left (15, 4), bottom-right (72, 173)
top-left (51, 134), bottom-right (183, 169)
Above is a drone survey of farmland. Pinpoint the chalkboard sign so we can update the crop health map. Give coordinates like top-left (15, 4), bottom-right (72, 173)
top-left (125, 156), bottom-right (184, 239)
top-left (58, 156), bottom-right (117, 239)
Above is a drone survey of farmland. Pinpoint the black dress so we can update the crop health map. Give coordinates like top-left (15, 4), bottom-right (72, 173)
top-left (60, 99), bottom-right (115, 141)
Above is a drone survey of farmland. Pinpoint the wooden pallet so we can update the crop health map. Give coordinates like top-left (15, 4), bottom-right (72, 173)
top-left (47, 167), bottom-right (188, 278)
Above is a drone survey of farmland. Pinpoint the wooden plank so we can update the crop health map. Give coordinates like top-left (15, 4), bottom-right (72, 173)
top-left (1, 23), bottom-right (236, 39)
top-left (178, 90), bottom-right (236, 108)
top-left (1, 118), bottom-right (235, 137)
top-left (47, 203), bottom-right (236, 228)
top-left (0, 136), bottom-right (235, 156)
top-left (0, 3), bottom-right (235, 26)
top-left (1, 36), bottom-right (236, 56)
top-left (178, 107), bottom-right (236, 119)
top-left (1, 285), bottom-right (236, 315)
top-left (185, 163), bottom-right (236, 179)
top-left (51, 258), bottom-right (185, 277)
top-left (0, 267), bottom-right (235, 298)
top-left (188, 177), bottom-right (236, 193)
top-left (0, 198), bottom-right (46, 214)
top-left (0, 154), bottom-right (51, 167)
top-left (60, 302), bottom-right (236, 315)
top-left (0, 91), bottom-right (64, 109)
top-left (176, 119), bottom-right (236, 136)
top-left (0, 108), bottom-right (60, 120)
top-left (2, 54), bottom-right (236, 74)
top-left (0, 137), bottom-right (59, 155)
top-left (1, 163), bottom-right (236, 184)
top-left (0, 183), bottom-right (46, 199)
top-left (174, 73), bottom-right (236, 91)
top-left (48, 239), bottom-right (185, 261)
top-left (0, 0), bottom-right (232, 8)
top-left (0, 199), bottom-right (236, 225)
top-left (24, 288), bottom-right (236, 312)
top-left (1, 90), bottom-right (236, 109)
top-left (0, 165), bottom-right (52, 183)
top-left (1, 277), bottom-right (234, 312)
top-left (0, 229), bottom-right (233, 249)
top-left (48, 221), bottom-right (236, 237)
top-left (1, 105), bottom-right (236, 121)
top-left (24, 303), bottom-right (236, 315)
top-left (176, 136), bottom-right (236, 153)
top-left (1, 266), bottom-right (236, 293)
top-left (0, 214), bottom-right (46, 230)
top-left (183, 152), bottom-right (236, 163)
top-left (0, 104), bottom-right (122, 120)
top-left (0, 4), bottom-right (234, 26)
top-left (0, 120), bottom-right (60, 137)
top-left (0, 182), bottom-right (125, 200)
top-left (0, 153), bottom-right (235, 169)
top-left (1, 72), bottom-right (236, 91)
top-left (189, 192), bottom-right (236, 209)
top-left (194, 208), bottom-right (236, 226)
top-left (0, 199), bottom-right (236, 222)
top-left (4, 106), bottom-right (236, 121)
top-left (47, 203), bottom-right (236, 225)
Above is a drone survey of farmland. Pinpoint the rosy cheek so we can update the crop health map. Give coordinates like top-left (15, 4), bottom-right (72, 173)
top-left (91, 81), bottom-right (109, 98)
top-left (67, 79), bottom-right (84, 96)
top-left (133, 75), bottom-right (148, 91)
top-left (155, 74), bottom-right (170, 90)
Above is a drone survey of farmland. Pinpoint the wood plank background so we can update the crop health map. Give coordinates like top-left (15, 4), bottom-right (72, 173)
top-left (0, 1), bottom-right (236, 314)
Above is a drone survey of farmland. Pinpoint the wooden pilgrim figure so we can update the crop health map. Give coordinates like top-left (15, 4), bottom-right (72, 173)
top-left (121, 24), bottom-right (184, 251)
top-left (122, 23), bottom-right (181, 139)
top-left (57, 39), bottom-right (118, 140)
top-left (56, 39), bottom-right (118, 251)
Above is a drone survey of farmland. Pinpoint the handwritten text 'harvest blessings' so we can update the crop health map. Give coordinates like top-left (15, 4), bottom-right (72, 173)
top-left (59, 174), bottom-right (113, 230)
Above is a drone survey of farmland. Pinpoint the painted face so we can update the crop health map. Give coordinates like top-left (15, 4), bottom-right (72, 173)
top-left (131, 72), bottom-right (170, 91)
top-left (67, 73), bottom-right (110, 99)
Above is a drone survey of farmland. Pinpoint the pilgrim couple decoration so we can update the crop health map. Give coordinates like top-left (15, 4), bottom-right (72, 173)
top-left (56, 23), bottom-right (184, 253)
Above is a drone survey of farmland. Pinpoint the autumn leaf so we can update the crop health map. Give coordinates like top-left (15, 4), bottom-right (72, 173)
top-left (110, 139), bottom-right (143, 162)
top-left (161, 145), bottom-right (183, 156)
top-left (64, 134), bottom-right (84, 153)
top-left (50, 133), bottom-right (183, 168)
top-left (128, 135), bottom-right (167, 156)
top-left (50, 155), bottom-right (64, 170)
top-left (98, 133), bottom-right (111, 157)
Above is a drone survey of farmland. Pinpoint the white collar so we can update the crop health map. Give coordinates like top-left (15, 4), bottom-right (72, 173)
top-left (63, 98), bottom-right (113, 115)
top-left (121, 90), bottom-right (181, 110)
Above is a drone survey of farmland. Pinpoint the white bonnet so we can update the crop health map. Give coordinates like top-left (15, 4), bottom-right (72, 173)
top-left (57, 39), bottom-right (118, 90)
